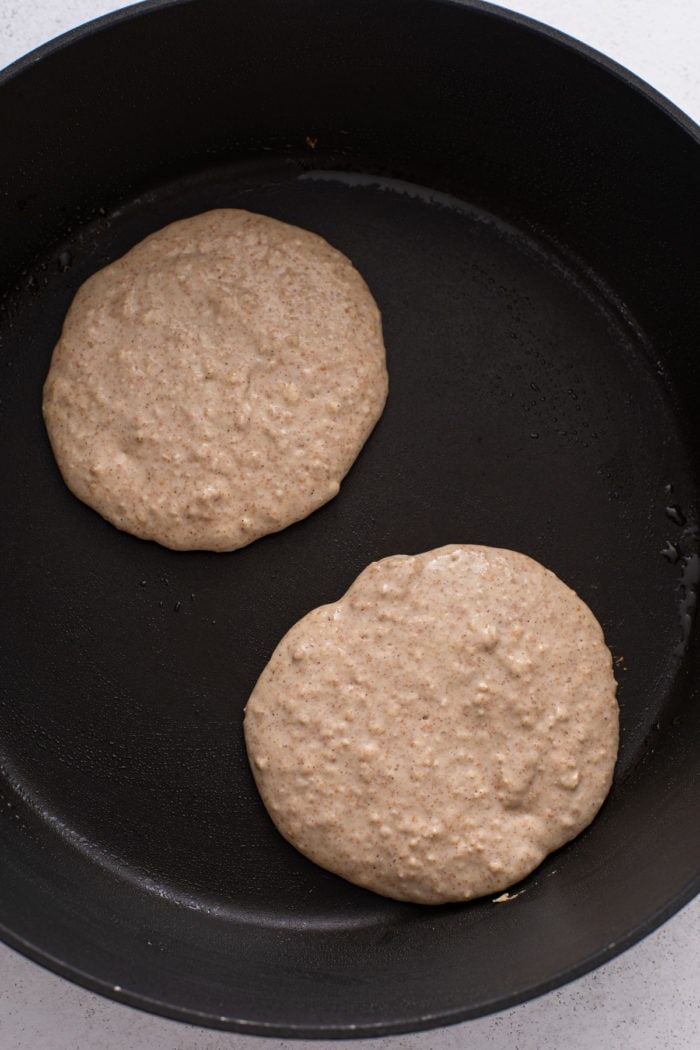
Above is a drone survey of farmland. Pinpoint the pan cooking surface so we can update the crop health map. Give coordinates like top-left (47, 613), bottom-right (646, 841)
top-left (1, 0), bottom-right (698, 1034)
top-left (1, 163), bottom-right (697, 1017)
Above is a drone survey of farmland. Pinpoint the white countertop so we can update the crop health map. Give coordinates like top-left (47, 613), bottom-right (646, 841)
top-left (1, 1), bottom-right (699, 1047)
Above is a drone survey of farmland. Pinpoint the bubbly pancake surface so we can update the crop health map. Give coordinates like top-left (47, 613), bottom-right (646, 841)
top-left (244, 544), bottom-right (619, 904)
top-left (43, 209), bottom-right (388, 550)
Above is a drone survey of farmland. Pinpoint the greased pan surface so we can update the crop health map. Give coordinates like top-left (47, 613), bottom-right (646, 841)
top-left (1, 0), bottom-right (699, 1037)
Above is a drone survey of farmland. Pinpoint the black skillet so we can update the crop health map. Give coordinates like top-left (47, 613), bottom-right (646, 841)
top-left (1, 0), bottom-right (699, 1037)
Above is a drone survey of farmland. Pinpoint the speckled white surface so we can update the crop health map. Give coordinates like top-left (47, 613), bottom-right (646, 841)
top-left (1, 1), bottom-right (699, 1047)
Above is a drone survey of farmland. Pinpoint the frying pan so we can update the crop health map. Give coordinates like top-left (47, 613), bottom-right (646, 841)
top-left (1, 0), bottom-right (698, 1037)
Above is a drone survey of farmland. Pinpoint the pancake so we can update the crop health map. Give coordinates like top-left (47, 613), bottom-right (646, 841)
top-left (43, 209), bottom-right (388, 550)
top-left (244, 544), bottom-right (619, 904)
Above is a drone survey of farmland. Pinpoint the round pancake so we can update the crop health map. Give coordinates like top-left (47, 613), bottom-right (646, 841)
top-left (244, 544), bottom-right (619, 904)
top-left (43, 209), bottom-right (388, 551)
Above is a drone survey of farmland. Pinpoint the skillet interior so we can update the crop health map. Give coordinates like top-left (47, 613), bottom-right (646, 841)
top-left (0, 0), bottom-right (699, 1036)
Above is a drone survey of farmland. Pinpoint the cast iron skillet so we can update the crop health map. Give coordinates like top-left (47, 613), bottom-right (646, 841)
top-left (0, 0), bottom-right (698, 1037)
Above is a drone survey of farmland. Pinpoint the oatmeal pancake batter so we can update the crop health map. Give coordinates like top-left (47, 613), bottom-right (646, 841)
top-left (43, 209), bottom-right (388, 550)
top-left (244, 545), bottom-right (619, 904)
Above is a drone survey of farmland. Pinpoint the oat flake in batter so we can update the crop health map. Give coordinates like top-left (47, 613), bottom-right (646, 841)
top-left (42, 209), bottom-right (388, 550)
top-left (244, 545), bottom-right (619, 904)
